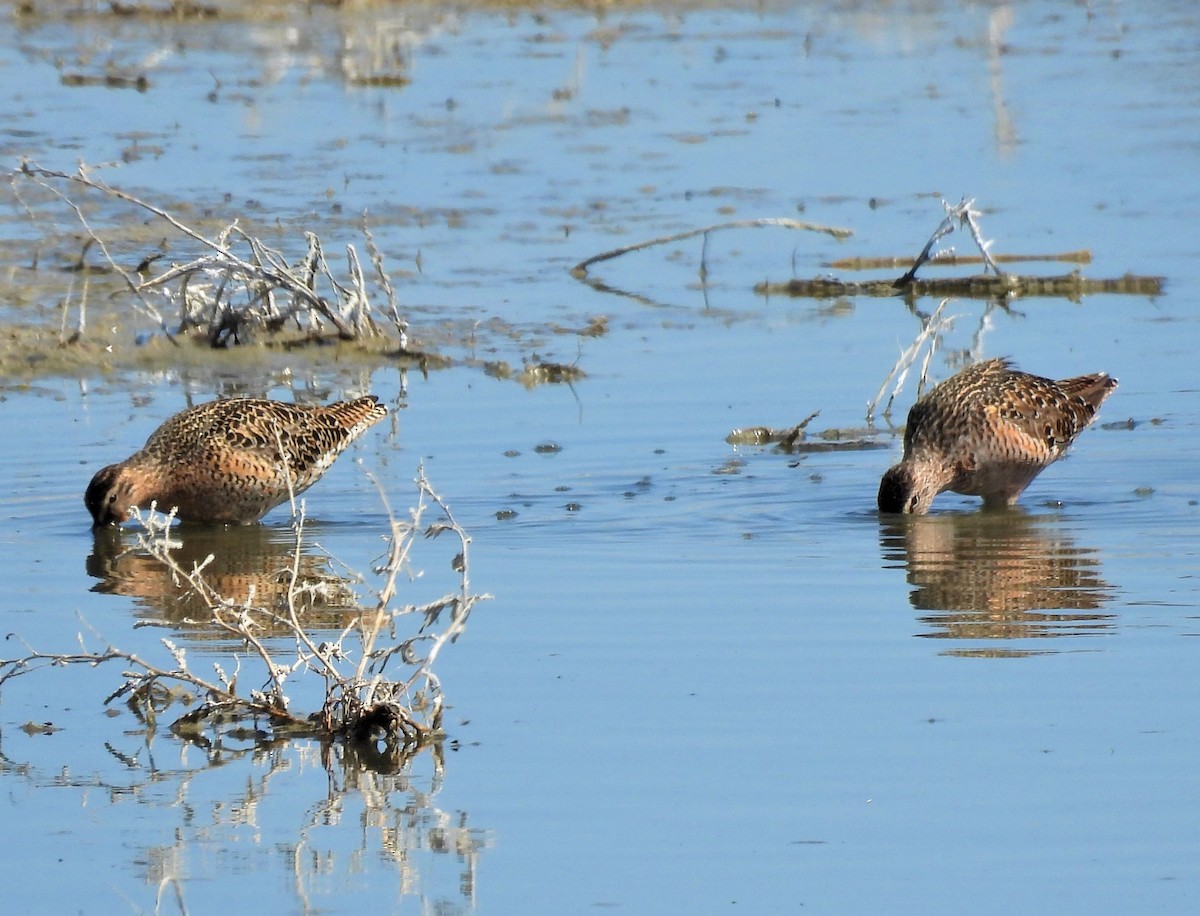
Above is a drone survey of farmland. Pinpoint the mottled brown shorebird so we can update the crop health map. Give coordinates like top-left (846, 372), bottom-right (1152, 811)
top-left (86, 396), bottom-right (387, 526)
top-left (877, 359), bottom-right (1117, 515)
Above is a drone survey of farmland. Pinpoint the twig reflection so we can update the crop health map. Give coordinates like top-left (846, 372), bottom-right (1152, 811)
top-left (0, 727), bottom-right (488, 912)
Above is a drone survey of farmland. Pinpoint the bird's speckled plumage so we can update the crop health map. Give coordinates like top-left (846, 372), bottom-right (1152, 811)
top-left (85, 396), bottom-right (387, 526)
top-left (878, 359), bottom-right (1116, 514)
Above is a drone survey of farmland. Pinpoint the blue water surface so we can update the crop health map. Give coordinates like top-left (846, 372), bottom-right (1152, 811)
top-left (1, 1), bottom-right (1198, 913)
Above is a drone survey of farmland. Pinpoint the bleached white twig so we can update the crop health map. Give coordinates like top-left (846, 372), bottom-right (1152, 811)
top-left (12, 160), bottom-right (398, 345)
top-left (0, 468), bottom-right (486, 751)
top-left (868, 298), bottom-right (956, 422)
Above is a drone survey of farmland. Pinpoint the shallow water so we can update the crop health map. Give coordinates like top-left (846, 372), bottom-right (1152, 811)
top-left (2, 1), bottom-right (1200, 912)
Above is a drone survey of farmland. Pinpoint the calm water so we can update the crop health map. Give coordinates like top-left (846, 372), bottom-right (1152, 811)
top-left (2, 1), bottom-right (1199, 912)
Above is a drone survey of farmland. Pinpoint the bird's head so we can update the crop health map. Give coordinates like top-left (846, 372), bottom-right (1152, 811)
top-left (85, 465), bottom-right (138, 527)
top-left (877, 463), bottom-right (939, 515)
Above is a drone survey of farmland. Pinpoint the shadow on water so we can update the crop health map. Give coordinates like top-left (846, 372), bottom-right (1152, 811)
top-left (878, 511), bottom-right (1116, 657)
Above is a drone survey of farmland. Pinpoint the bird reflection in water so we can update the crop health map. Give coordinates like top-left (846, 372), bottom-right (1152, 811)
top-left (878, 512), bottom-right (1115, 656)
top-left (87, 524), bottom-right (364, 635)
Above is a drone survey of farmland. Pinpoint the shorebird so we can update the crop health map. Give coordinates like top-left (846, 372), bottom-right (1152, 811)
top-left (85, 395), bottom-right (387, 526)
top-left (877, 359), bottom-right (1116, 514)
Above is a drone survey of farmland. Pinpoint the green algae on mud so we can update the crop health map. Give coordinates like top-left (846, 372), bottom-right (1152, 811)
top-left (1, 163), bottom-right (604, 383)
top-left (0, 309), bottom-right (606, 383)
top-left (0, 319), bottom-right (451, 380)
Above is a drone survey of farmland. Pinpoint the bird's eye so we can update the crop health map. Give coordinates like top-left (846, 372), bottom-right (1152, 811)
top-left (109, 494), bottom-right (117, 504)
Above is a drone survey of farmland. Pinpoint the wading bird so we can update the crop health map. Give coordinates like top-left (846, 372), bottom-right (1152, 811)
top-left (86, 396), bottom-right (387, 525)
top-left (877, 359), bottom-right (1116, 515)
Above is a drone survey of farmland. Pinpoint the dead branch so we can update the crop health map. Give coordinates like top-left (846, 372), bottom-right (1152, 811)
top-left (361, 212), bottom-right (410, 346)
top-left (826, 249), bottom-right (1093, 270)
top-left (14, 160), bottom-right (170, 330)
top-left (570, 217), bottom-right (853, 277)
top-left (761, 199), bottom-right (1162, 302)
top-left (12, 160), bottom-right (400, 345)
top-left (0, 467), bottom-right (488, 751)
top-left (868, 299), bottom-right (956, 422)
top-left (756, 270), bottom-right (1164, 301)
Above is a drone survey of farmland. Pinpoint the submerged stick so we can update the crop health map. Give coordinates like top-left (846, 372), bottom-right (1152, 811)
top-left (757, 272), bottom-right (1164, 301)
top-left (571, 218), bottom-right (853, 277)
top-left (826, 250), bottom-right (1093, 270)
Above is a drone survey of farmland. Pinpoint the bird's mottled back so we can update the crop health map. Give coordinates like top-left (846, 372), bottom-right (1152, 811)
top-left (85, 395), bottom-right (388, 526)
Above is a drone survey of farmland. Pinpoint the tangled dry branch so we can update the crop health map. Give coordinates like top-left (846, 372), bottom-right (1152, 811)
top-left (10, 159), bottom-right (408, 346)
top-left (0, 468), bottom-right (487, 756)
